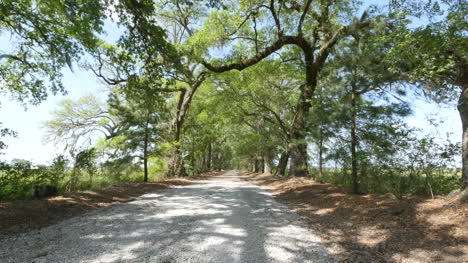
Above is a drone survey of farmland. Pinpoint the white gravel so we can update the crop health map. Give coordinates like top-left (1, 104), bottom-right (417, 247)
top-left (0, 170), bottom-right (337, 263)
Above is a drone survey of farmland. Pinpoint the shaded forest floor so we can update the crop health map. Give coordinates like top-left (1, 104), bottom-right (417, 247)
top-left (243, 172), bottom-right (467, 263)
top-left (0, 171), bottom-right (221, 238)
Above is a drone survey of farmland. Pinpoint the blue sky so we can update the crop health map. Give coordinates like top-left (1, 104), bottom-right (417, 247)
top-left (0, 0), bottom-right (462, 164)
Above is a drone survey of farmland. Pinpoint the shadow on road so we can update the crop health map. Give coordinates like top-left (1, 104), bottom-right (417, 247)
top-left (1, 171), bottom-right (336, 263)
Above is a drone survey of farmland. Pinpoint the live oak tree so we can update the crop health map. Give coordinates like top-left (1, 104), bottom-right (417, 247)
top-left (92, 0), bottom-right (212, 177)
top-left (43, 94), bottom-right (121, 152)
top-left (215, 59), bottom-right (300, 175)
top-left (198, 0), bottom-right (376, 176)
top-left (153, 0), bottom-right (210, 177)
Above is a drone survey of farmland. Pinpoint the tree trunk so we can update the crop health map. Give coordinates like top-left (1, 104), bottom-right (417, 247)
top-left (143, 156), bottom-right (148, 182)
top-left (216, 152), bottom-right (224, 171)
top-left (259, 156), bottom-right (265, 173)
top-left (288, 139), bottom-right (308, 177)
top-left (143, 118), bottom-right (149, 182)
top-left (165, 73), bottom-right (207, 177)
top-left (254, 156), bottom-right (260, 173)
top-left (207, 141), bottom-right (212, 170)
top-left (264, 154), bottom-right (272, 174)
top-left (288, 54), bottom-right (316, 177)
top-left (165, 123), bottom-right (186, 177)
top-left (201, 154), bottom-right (206, 172)
top-left (318, 120), bottom-right (324, 182)
top-left (288, 95), bottom-right (310, 177)
top-left (458, 88), bottom-right (468, 190)
top-left (351, 90), bottom-right (359, 194)
top-left (276, 151), bottom-right (289, 176)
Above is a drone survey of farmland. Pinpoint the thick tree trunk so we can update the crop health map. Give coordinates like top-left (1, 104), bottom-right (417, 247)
top-left (276, 151), bottom-right (289, 176)
top-left (248, 157), bottom-right (255, 172)
top-left (288, 93), bottom-right (310, 177)
top-left (288, 54), bottom-right (316, 177)
top-left (288, 138), bottom-right (308, 177)
top-left (254, 156), bottom-right (261, 173)
top-left (458, 89), bottom-right (468, 190)
top-left (259, 157), bottom-right (265, 173)
top-left (264, 154), bottom-right (272, 174)
top-left (166, 147), bottom-right (185, 177)
top-left (165, 73), bottom-right (206, 177)
top-left (351, 90), bottom-right (359, 194)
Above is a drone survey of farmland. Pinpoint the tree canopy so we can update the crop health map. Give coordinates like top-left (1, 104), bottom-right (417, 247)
top-left (1, 0), bottom-right (466, 198)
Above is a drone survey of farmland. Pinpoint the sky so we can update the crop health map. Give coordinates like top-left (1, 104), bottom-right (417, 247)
top-left (0, 0), bottom-right (462, 165)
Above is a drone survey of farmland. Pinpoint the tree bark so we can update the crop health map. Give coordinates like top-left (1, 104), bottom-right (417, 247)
top-left (165, 119), bottom-right (186, 177)
top-left (288, 138), bottom-right (308, 177)
top-left (351, 90), bottom-right (359, 194)
top-left (143, 155), bottom-right (148, 182)
top-left (254, 156), bottom-right (260, 173)
top-left (207, 141), bottom-right (212, 170)
top-left (288, 81), bottom-right (313, 177)
top-left (259, 156), bottom-right (265, 173)
top-left (276, 151), bottom-right (289, 176)
top-left (318, 120), bottom-right (324, 182)
top-left (143, 118), bottom-right (149, 182)
top-left (455, 53), bottom-right (468, 190)
top-left (458, 88), bottom-right (468, 190)
top-left (165, 73), bottom-right (207, 177)
top-left (264, 154), bottom-right (272, 174)
top-left (201, 153), bottom-right (206, 172)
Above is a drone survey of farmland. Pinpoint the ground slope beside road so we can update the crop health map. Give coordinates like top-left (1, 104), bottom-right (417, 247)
top-left (0, 170), bottom-right (336, 263)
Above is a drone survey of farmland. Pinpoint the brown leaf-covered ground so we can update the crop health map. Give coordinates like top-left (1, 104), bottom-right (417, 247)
top-left (0, 171), bottom-right (221, 238)
top-left (243, 172), bottom-right (468, 263)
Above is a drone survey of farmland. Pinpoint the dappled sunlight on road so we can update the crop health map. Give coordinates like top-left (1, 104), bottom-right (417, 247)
top-left (0, 170), bottom-right (336, 263)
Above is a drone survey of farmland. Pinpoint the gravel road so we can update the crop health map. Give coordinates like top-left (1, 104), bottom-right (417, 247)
top-left (0, 170), bottom-right (336, 263)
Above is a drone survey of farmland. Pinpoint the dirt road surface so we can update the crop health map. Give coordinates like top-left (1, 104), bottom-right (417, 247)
top-left (0, 170), bottom-right (336, 263)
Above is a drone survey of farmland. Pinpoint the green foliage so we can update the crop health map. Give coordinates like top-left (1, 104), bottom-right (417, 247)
top-left (386, 2), bottom-right (467, 100)
top-left (0, 150), bottom-right (165, 200)
top-left (0, 0), bottom-right (106, 104)
top-left (0, 123), bottom-right (17, 154)
top-left (2, 0), bottom-right (466, 199)
top-left (43, 94), bottom-right (117, 151)
top-left (0, 155), bottom-right (67, 200)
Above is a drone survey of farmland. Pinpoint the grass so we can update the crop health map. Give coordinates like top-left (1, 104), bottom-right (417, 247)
top-left (0, 165), bottom-right (166, 201)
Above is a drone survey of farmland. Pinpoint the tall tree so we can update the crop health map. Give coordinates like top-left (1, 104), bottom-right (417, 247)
top-left (108, 82), bottom-right (167, 182)
top-left (320, 30), bottom-right (412, 193)
top-left (199, 0), bottom-right (375, 176)
top-left (387, 1), bottom-right (467, 189)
